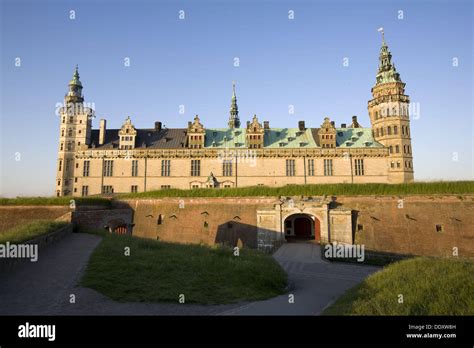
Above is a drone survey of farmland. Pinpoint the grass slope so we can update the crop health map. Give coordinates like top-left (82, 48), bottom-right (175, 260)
top-left (323, 257), bottom-right (474, 315)
top-left (81, 232), bottom-right (288, 304)
top-left (0, 196), bottom-right (111, 206)
top-left (0, 220), bottom-right (69, 244)
top-left (118, 181), bottom-right (474, 199)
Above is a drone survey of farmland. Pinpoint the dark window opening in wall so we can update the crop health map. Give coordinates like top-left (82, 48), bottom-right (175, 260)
top-left (435, 224), bottom-right (443, 232)
top-left (357, 224), bottom-right (363, 231)
top-left (161, 160), bottom-right (170, 176)
top-left (83, 160), bottom-right (90, 177)
top-left (286, 159), bottom-right (295, 176)
top-left (81, 186), bottom-right (88, 196)
top-left (157, 215), bottom-right (162, 225)
top-left (222, 160), bottom-right (232, 176)
top-left (191, 160), bottom-right (201, 176)
top-left (227, 222), bottom-right (233, 228)
top-left (397, 161), bottom-right (401, 168)
top-left (307, 159), bottom-right (315, 176)
top-left (394, 125), bottom-right (398, 135)
top-left (324, 159), bottom-right (333, 176)
top-left (131, 185), bottom-right (138, 193)
top-left (102, 185), bottom-right (114, 194)
top-left (103, 160), bottom-right (113, 177)
top-left (74, 177), bottom-right (78, 183)
top-left (132, 160), bottom-right (139, 177)
top-left (161, 185), bottom-right (171, 189)
top-left (354, 159), bottom-right (365, 176)
top-left (395, 145), bottom-right (400, 153)
top-left (204, 221), bottom-right (208, 228)
top-left (74, 188), bottom-right (77, 193)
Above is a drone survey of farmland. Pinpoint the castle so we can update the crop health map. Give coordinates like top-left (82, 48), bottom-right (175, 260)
top-left (56, 34), bottom-right (414, 197)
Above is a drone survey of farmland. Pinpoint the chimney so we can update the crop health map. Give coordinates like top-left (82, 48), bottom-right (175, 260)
top-left (99, 119), bottom-right (106, 145)
top-left (155, 121), bottom-right (162, 131)
top-left (298, 120), bottom-right (305, 131)
top-left (264, 121), bottom-right (270, 129)
top-left (330, 121), bottom-right (335, 128)
top-left (352, 115), bottom-right (358, 122)
top-left (341, 123), bottom-right (346, 128)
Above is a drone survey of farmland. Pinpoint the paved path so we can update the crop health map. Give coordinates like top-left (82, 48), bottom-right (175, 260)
top-left (0, 235), bottom-right (379, 315)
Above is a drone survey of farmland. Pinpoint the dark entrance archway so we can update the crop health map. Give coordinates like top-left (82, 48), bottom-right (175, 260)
top-left (284, 214), bottom-right (321, 242)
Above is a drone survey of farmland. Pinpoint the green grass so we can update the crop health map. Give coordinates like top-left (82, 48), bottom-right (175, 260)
top-left (80, 231), bottom-right (288, 304)
top-left (118, 181), bottom-right (474, 199)
top-left (0, 220), bottom-right (69, 244)
top-left (323, 257), bottom-right (474, 315)
top-left (0, 196), bottom-right (111, 206)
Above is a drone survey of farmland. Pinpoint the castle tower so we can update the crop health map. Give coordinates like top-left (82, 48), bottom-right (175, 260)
top-left (56, 66), bottom-right (94, 196)
top-left (368, 31), bottom-right (414, 183)
top-left (228, 82), bottom-right (240, 129)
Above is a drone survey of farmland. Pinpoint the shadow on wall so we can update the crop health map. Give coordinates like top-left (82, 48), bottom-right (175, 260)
top-left (215, 221), bottom-right (258, 248)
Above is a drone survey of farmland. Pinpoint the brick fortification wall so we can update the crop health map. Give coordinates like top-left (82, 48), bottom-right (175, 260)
top-left (336, 195), bottom-right (474, 258)
top-left (122, 195), bottom-right (473, 258)
top-left (71, 209), bottom-right (133, 231)
top-left (119, 198), bottom-right (276, 248)
top-left (0, 206), bottom-right (71, 232)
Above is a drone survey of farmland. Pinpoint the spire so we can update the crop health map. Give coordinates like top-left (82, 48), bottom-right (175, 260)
top-left (65, 65), bottom-right (83, 103)
top-left (228, 81), bottom-right (240, 129)
top-left (374, 29), bottom-right (402, 86)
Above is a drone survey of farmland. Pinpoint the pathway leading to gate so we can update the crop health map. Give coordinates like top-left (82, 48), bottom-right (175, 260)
top-left (0, 234), bottom-right (380, 315)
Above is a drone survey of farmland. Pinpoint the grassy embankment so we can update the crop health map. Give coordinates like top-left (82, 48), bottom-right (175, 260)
top-left (323, 257), bottom-right (474, 315)
top-left (0, 220), bottom-right (69, 244)
top-left (80, 230), bottom-right (288, 304)
top-left (117, 181), bottom-right (474, 199)
top-left (0, 196), bottom-right (111, 206)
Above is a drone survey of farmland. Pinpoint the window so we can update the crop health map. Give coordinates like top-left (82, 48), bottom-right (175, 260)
top-left (435, 224), bottom-right (443, 232)
top-left (390, 161), bottom-right (395, 168)
top-left (389, 145), bottom-right (393, 154)
top-left (161, 160), bottom-right (170, 176)
top-left (67, 142), bottom-right (72, 151)
top-left (65, 159), bottom-right (70, 173)
top-left (191, 160), bottom-right (200, 176)
top-left (60, 143), bottom-right (64, 151)
top-left (286, 159), bottom-right (295, 176)
top-left (376, 128), bottom-right (379, 137)
top-left (102, 185), bottom-right (113, 194)
top-left (132, 160), bottom-right (138, 177)
top-left (68, 129), bottom-right (73, 137)
top-left (307, 159), bottom-right (315, 176)
top-left (394, 125), bottom-right (398, 135)
top-left (402, 126), bottom-right (405, 135)
top-left (161, 185), bottom-right (171, 190)
top-left (103, 160), bottom-right (113, 177)
top-left (387, 126), bottom-right (392, 135)
top-left (83, 161), bottom-right (90, 177)
top-left (58, 160), bottom-right (62, 171)
top-left (81, 186), bottom-right (89, 197)
top-left (354, 159), bottom-right (365, 176)
top-left (397, 161), bottom-right (401, 168)
top-left (324, 159), bottom-right (333, 176)
top-left (61, 129), bottom-right (65, 136)
top-left (222, 160), bottom-right (232, 176)
top-left (395, 145), bottom-right (400, 153)
top-left (131, 185), bottom-right (138, 193)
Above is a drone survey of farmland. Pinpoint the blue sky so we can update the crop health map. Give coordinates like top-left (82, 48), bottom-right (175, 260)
top-left (0, 0), bottom-right (472, 197)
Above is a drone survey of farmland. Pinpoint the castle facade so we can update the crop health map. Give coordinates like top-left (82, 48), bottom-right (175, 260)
top-left (56, 36), bottom-right (414, 196)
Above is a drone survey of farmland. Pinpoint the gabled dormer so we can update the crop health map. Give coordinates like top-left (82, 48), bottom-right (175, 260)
top-left (119, 116), bottom-right (137, 150)
top-left (187, 115), bottom-right (205, 149)
top-left (319, 117), bottom-right (336, 148)
top-left (246, 114), bottom-right (264, 149)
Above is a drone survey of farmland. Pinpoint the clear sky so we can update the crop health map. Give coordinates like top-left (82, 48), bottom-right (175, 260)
top-left (0, 0), bottom-right (472, 197)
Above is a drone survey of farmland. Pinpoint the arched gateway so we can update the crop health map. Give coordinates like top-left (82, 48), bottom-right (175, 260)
top-left (284, 214), bottom-right (321, 242)
top-left (256, 196), bottom-right (352, 251)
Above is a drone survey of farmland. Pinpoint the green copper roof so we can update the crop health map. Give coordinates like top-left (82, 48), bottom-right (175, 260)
top-left (264, 128), bottom-right (317, 148)
top-left (336, 128), bottom-right (383, 148)
top-left (375, 39), bottom-right (402, 86)
top-left (69, 65), bottom-right (82, 87)
top-left (203, 127), bottom-right (382, 149)
top-left (205, 128), bottom-right (247, 148)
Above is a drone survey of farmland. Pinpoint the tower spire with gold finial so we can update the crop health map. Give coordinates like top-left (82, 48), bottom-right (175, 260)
top-left (228, 81), bottom-right (240, 129)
